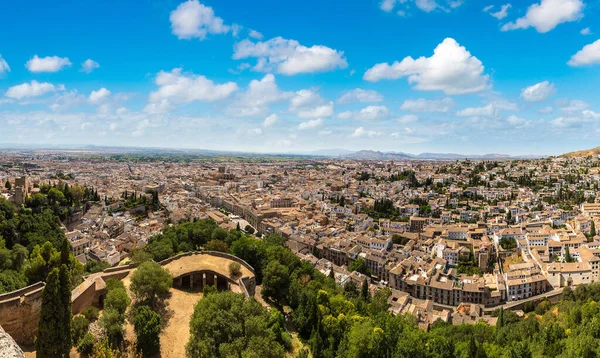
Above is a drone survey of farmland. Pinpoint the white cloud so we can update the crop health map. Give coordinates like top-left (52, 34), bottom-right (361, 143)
top-left (456, 104), bottom-right (498, 117)
top-left (489, 4), bottom-right (511, 20)
top-left (148, 68), bottom-right (238, 107)
top-left (289, 89), bottom-right (334, 118)
top-left (229, 74), bottom-right (292, 116)
top-left (501, 0), bottom-right (584, 33)
top-left (581, 27), bottom-right (592, 35)
top-left (351, 127), bottom-right (383, 138)
top-left (397, 114), bottom-right (419, 124)
top-left (263, 114), bottom-right (278, 127)
top-left (483, 5), bottom-right (494, 12)
top-left (298, 118), bottom-right (324, 130)
top-left (25, 55), bottom-right (72, 73)
top-left (337, 111), bottom-right (353, 119)
top-left (297, 104), bottom-right (334, 119)
top-left (233, 37), bottom-right (348, 75)
top-left (539, 106), bottom-right (554, 114)
top-left (170, 0), bottom-right (230, 40)
top-left (380, 0), bottom-right (397, 12)
top-left (5, 80), bottom-right (61, 99)
top-left (0, 55), bottom-right (9, 76)
top-left (337, 89), bottom-right (383, 103)
top-left (89, 88), bottom-right (111, 104)
top-left (582, 110), bottom-right (600, 119)
top-left (50, 90), bottom-right (86, 111)
top-left (335, 106), bottom-right (390, 121)
top-left (144, 99), bottom-right (173, 114)
top-left (400, 97), bottom-right (454, 112)
top-left (355, 105), bottom-right (390, 121)
top-left (520, 81), bottom-right (555, 102)
top-left (248, 29), bottom-right (263, 39)
top-left (505, 115), bottom-right (529, 128)
top-left (551, 116), bottom-right (592, 128)
top-left (364, 38), bottom-right (490, 95)
top-left (568, 40), bottom-right (600, 66)
top-left (416, 0), bottom-right (439, 12)
top-left (560, 99), bottom-right (589, 112)
top-left (250, 128), bottom-right (263, 135)
top-left (81, 59), bottom-right (100, 73)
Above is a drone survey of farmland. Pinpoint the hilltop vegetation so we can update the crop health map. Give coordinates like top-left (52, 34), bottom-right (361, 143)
top-left (562, 146), bottom-right (600, 158)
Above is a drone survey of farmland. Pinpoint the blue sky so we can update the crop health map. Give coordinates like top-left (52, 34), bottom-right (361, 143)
top-left (1, 0), bottom-right (599, 155)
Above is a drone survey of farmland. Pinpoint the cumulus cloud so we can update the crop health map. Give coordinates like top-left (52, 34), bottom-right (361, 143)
top-left (89, 88), bottom-right (111, 104)
top-left (5, 80), bottom-right (62, 99)
top-left (501, 0), bottom-right (584, 33)
top-left (568, 40), bottom-right (600, 66)
top-left (337, 89), bottom-right (383, 103)
top-left (0, 55), bottom-right (9, 76)
top-left (456, 104), bottom-right (499, 117)
top-left (520, 81), bottom-right (555, 102)
top-left (26, 55), bottom-right (71, 73)
top-left (233, 37), bottom-right (348, 75)
top-left (581, 27), bottom-right (592, 35)
top-left (170, 0), bottom-right (230, 40)
top-left (381, 0), bottom-right (462, 14)
top-left (263, 114), bottom-right (278, 127)
top-left (289, 89), bottom-right (334, 119)
top-left (559, 99), bottom-right (589, 112)
top-left (147, 68), bottom-right (238, 109)
top-left (364, 38), bottom-right (490, 95)
top-left (81, 59), bottom-right (100, 73)
top-left (397, 114), bottom-right (419, 124)
top-left (351, 127), bottom-right (383, 138)
top-left (229, 74), bottom-right (292, 116)
top-left (400, 97), bottom-right (454, 112)
top-left (339, 105), bottom-right (391, 121)
top-left (298, 118), bottom-right (324, 130)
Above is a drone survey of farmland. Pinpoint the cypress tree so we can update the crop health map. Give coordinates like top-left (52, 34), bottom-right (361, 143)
top-left (36, 269), bottom-right (63, 358)
top-left (59, 264), bottom-right (72, 356)
top-left (360, 278), bottom-right (370, 302)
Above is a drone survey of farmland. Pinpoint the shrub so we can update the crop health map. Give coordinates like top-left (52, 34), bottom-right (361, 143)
top-left (77, 332), bottom-right (94, 355)
top-left (82, 306), bottom-right (100, 322)
top-left (228, 262), bottom-right (241, 277)
top-left (71, 316), bottom-right (90, 346)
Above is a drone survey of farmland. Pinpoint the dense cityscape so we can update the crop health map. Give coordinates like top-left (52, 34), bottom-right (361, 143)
top-left (2, 149), bottom-right (600, 357)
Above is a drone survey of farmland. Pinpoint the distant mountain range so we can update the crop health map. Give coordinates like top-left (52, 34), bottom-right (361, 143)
top-left (562, 146), bottom-right (600, 158)
top-left (332, 150), bottom-right (544, 160)
top-left (0, 144), bottom-right (545, 160)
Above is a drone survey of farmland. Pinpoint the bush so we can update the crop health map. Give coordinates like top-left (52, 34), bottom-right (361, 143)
top-left (228, 262), bottom-right (241, 277)
top-left (133, 305), bottom-right (162, 356)
top-left (281, 331), bottom-right (293, 351)
top-left (71, 316), bottom-right (90, 346)
top-left (77, 332), bottom-right (95, 355)
top-left (82, 306), bottom-right (100, 322)
top-left (104, 286), bottom-right (131, 315)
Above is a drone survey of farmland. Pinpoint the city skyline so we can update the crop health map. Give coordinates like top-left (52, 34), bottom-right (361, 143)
top-left (1, 0), bottom-right (600, 155)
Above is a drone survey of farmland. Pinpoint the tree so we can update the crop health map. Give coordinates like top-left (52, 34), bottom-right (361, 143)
top-left (36, 268), bottom-right (70, 357)
top-left (361, 278), bottom-right (370, 302)
top-left (564, 245), bottom-right (575, 263)
top-left (349, 259), bottom-right (372, 276)
top-left (592, 221), bottom-right (597, 238)
top-left (186, 291), bottom-right (284, 357)
top-left (244, 225), bottom-right (255, 234)
top-left (133, 305), bottom-right (162, 356)
top-left (104, 285), bottom-right (131, 315)
top-left (130, 261), bottom-right (173, 306)
top-left (205, 239), bottom-right (229, 253)
top-left (262, 261), bottom-right (290, 304)
top-left (4, 179), bottom-right (11, 190)
top-left (77, 332), bottom-right (94, 355)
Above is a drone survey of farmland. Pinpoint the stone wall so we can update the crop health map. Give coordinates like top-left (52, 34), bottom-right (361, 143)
top-left (0, 283), bottom-right (44, 345)
top-left (0, 325), bottom-right (25, 358)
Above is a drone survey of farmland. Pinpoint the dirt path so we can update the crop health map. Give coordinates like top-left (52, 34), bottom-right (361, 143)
top-left (158, 288), bottom-right (203, 358)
